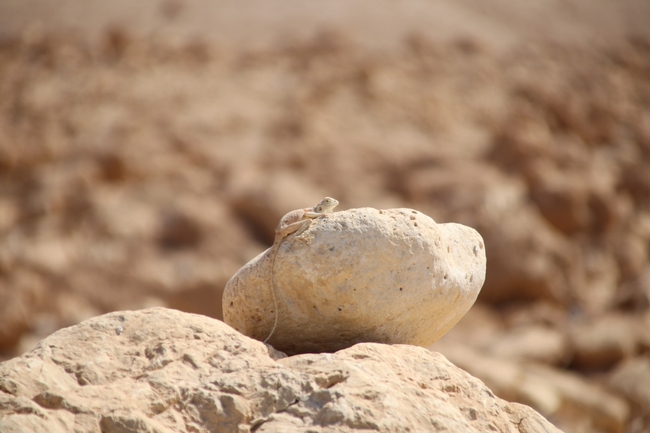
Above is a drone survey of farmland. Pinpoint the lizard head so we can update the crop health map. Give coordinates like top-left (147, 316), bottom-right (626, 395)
top-left (315, 197), bottom-right (339, 213)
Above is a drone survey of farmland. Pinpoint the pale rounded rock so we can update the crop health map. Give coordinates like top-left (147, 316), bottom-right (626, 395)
top-left (223, 207), bottom-right (486, 354)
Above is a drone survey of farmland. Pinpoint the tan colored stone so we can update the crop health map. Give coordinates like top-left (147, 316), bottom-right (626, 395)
top-left (568, 313), bottom-right (639, 371)
top-left (0, 270), bottom-right (49, 349)
top-left (436, 341), bottom-right (630, 433)
top-left (0, 11), bottom-right (649, 432)
top-left (404, 163), bottom-right (580, 304)
top-left (0, 308), bottom-right (561, 433)
top-left (223, 208), bottom-right (486, 354)
top-left (608, 356), bottom-right (650, 419)
top-left (488, 325), bottom-right (569, 365)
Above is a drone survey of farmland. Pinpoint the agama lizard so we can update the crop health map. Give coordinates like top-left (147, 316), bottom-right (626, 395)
top-left (263, 197), bottom-right (339, 343)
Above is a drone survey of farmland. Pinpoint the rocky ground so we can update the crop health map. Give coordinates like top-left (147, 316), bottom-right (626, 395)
top-left (1, 1), bottom-right (649, 432)
top-left (0, 308), bottom-right (563, 433)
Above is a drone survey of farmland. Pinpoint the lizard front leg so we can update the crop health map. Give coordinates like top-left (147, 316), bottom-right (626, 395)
top-left (276, 218), bottom-right (314, 239)
top-left (291, 210), bottom-right (328, 236)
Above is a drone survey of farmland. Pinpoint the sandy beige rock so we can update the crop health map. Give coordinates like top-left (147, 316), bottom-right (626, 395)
top-left (1, 10), bottom-right (650, 432)
top-left (223, 208), bottom-right (486, 354)
top-left (608, 356), bottom-right (650, 426)
top-left (0, 308), bottom-right (561, 433)
top-left (436, 341), bottom-right (629, 433)
top-left (487, 325), bottom-right (569, 365)
top-left (568, 313), bottom-right (640, 371)
top-left (0, 271), bottom-right (49, 350)
top-left (403, 163), bottom-right (580, 304)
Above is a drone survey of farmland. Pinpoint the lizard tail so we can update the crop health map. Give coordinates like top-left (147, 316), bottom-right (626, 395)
top-left (263, 254), bottom-right (279, 344)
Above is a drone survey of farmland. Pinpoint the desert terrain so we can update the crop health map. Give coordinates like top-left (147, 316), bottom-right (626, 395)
top-left (0, 1), bottom-right (649, 432)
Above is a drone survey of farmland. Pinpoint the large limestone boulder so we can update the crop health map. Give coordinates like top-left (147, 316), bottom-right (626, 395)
top-left (223, 208), bottom-right (486, 354)
top-left (0, 308), bottom-right (561, 433)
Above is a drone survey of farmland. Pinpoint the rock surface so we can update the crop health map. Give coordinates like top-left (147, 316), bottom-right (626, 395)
top-left (608, 357), bottom-right (650, 420)
top-left (434, 340), bottom-right (630, 433)
top-left (223, 208), bottom-right (486, 354)
top-left (2, 5), bottom-right (650, 432)
top-left (0, 308), bottom-right (561, 433)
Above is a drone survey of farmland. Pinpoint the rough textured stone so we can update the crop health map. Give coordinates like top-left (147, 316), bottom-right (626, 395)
top-left (0, 308), bottom-right (561, 433)
top-left (608, 357), bottom-right (650, 423)
top-left (487, 325), bottom-right (569, 365)
top-left (223, 208), bottom-right (486, 354)
top-left (2, 12), bottom-right (650, 433)
top-left (435, 340), bottom-right (629, 433)
top-left (567, 313), bottom-right (640, 371)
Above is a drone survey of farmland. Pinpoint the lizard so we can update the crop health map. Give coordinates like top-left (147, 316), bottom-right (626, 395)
top-left (263, 196), bottom-right (339, 344)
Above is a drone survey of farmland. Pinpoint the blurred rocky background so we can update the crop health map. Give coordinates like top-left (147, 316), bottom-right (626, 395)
top-left (0, 0), bottom-right (649, 432)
